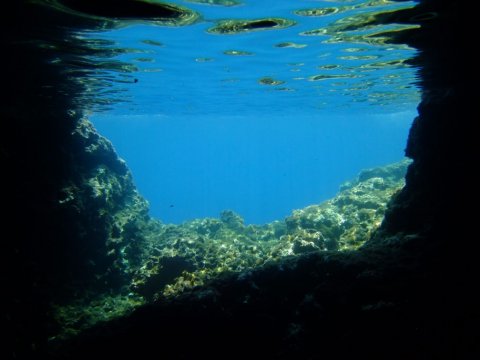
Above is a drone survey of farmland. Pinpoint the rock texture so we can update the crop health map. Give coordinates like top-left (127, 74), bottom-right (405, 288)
top-left (52, 159), bottom-right (408, 338)
top-left (57, 118), bottom-right (152, 286)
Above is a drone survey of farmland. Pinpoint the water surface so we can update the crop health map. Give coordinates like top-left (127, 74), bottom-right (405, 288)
top-left (75, 0), bottom-right (420, 223)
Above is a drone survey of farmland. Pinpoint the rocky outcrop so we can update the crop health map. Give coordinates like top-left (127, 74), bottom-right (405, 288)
top-left (366, 0), bottom-right (476, 242)
top-left (57, 118), bottom-right (153, 288)
top-left (285, 160), bottom-right (410, 252)
top-left (127, 160), bottom-right (408, 301)
top-left (52, 160), bottom-right (408, 338)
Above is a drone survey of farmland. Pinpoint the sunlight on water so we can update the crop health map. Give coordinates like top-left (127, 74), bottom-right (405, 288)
top-left (73, 0), bottom-right (420, 115)
top-left (45, 0), bottom-right (421, 224)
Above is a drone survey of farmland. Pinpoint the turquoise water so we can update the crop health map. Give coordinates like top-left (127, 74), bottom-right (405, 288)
top-left (83, 0), bottom-right (420, 224)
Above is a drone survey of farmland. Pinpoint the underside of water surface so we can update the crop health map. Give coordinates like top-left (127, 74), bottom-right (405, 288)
top-left (78, 0), bottom-right (420, 225)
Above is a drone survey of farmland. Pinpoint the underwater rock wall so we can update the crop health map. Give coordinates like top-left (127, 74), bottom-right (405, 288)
top-left (3, 108), bottom-right (156, 351)
top-left (52, 159), bottom-right (408, 339)
top-left (57, 118), bottom-right (153, 287)
top-left (369, 0), bottom-right (477, 244)
top-left (2, 3), bottom-right (161, 353)
top-left (122, 160), bottom-right (410, 300)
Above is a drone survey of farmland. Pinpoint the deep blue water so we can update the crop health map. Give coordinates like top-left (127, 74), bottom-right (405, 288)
top-left (88, 0), bottom-right (420, 224)
top-left (93, 111), bottom-right (414, 224)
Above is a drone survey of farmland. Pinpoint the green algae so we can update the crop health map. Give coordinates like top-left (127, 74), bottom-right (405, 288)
top-left (51, 293), bottom-right (145, 340)
top-left (134, 159), bottom-right (411, 296)
top-left (59, 119), bottom-right (153, 272)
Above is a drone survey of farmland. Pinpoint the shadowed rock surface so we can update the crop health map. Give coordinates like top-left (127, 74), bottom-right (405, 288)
top-left (50, 159), bottom-right (408, 339)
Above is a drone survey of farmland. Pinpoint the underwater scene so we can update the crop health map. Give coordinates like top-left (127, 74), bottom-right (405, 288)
top-left (8, 0), bottom-right (478, 357)
top-left (19, 0), bottom-right (422, 342)
top-left (87, 0), bottom-right (421, 225)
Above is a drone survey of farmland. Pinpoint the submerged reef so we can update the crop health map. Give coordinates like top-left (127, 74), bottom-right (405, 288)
top-left (130, 159), bottom-right (409, 301)
top-left (58, 118), bottom-right (154, 282)
top-left (52, 130), bottom-right (409, 338)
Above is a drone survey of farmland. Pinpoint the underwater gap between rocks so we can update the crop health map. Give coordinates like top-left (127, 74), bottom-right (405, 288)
top-left (53, 119), bottom-right (411, 339)
top-left (7, 0), bottom-right (421, 346)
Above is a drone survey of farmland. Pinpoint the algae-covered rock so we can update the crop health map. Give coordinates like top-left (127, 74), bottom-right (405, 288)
top-left (53, 158), bottom-right (410, 336)
top-left (220, 209), bottom-right (245, 231)
top-left (52, 293), bottom-right (145, 340)
top-left (126, 160), bottom-right (410, 300)
top-left (56, 118), bottom-right (158, 289)
top-left (285, 159), bottom-right (411, 251)
top-left (129, 211), bottom-right (279, 300)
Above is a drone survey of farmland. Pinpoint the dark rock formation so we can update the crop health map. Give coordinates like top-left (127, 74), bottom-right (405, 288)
top-left (2, 2), bottom-right (168, 356)
top-left (3, 0), bottom-right (478, 359)
top-left (49, 160), bottom-right (407, 340)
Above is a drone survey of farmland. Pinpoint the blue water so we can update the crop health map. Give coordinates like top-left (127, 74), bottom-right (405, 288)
top-left (94, 111), bottom-right (413, 224)
top-left (87, 0), bottom-right (420, 224)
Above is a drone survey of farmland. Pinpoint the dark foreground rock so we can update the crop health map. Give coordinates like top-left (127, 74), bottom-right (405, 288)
top-left (58, 234), bottom-right (478, 359)
top-left (51, 159), bottom-right (408, 339)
